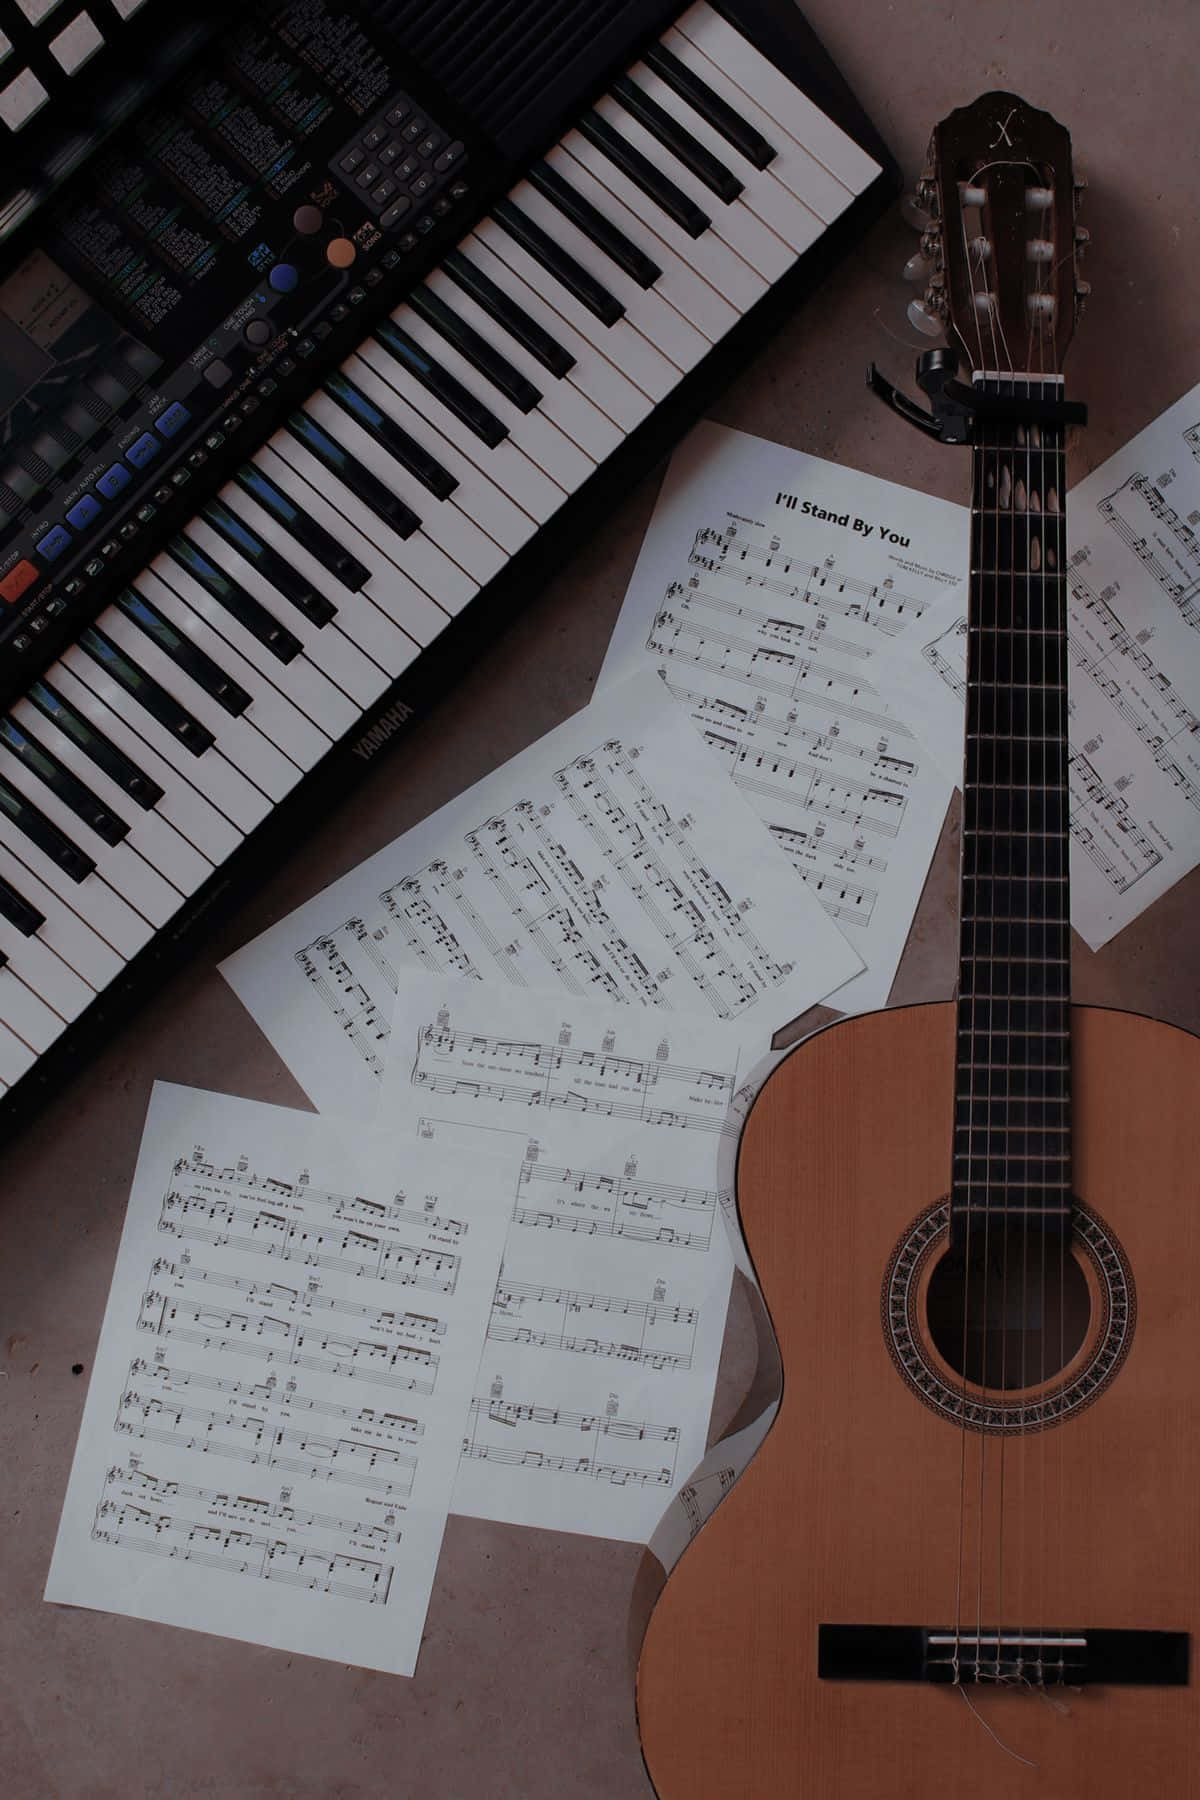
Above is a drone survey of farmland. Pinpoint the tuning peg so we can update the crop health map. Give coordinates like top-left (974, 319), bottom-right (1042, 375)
top-left (907, 297), bottom-right (943, 338)
top-left (1074, 225), bottom-right (1090, 249)
top-left (900, 193), bottom-right (931, 230)
top-left (903, 251), bottom-right (931, 282)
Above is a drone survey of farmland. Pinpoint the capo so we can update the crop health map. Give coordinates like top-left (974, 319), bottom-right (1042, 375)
top-left (867, 348), bottom-right (1088, 444)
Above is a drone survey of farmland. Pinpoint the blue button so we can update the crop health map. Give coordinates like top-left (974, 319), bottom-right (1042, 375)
top-left (95, 462), bottom-right (131, 500)
top-left (36, 524), bottom-right (72, 561)
top-left (126, 431), bottom-right (160, 469)
top-left (155, 401), bottom-right (191, 438)
top-left (66, 493), bottom-right (103, 529)
top-left (268, 263), bottom-right (299, 293)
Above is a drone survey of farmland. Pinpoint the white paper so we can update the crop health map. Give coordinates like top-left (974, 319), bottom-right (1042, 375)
top-left (379, 972), bottom-right (751, 1543)
top-left (887, 383), bottom-right (1200, 948)
top-left (45, 1083), bottom-right (510, 1675)
top-left (222, 669), bottom-right (862, 1118)
top-left (599, 423), bottom-right (965, 1011)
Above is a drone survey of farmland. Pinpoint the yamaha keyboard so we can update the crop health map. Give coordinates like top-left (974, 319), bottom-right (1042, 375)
top-left (0, 0), bottom-right (897, 1136)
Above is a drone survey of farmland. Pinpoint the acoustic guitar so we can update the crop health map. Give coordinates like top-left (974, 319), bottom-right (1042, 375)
top-left (637, 93), bottom-right (1200, 1798)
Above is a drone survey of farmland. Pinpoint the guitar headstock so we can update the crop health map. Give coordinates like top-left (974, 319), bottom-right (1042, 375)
top-left (906, 93), bottom-right (1088, 378)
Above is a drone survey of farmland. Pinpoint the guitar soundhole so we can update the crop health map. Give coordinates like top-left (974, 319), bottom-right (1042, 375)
top-left (924, 1236), bottom-right (1091, 1389)
top-left (882, 1200), bottom-right (1135, 1433)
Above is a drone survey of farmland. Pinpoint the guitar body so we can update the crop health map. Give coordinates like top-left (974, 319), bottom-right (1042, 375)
top-left (637, 1002), bottom-right (1200, 1799)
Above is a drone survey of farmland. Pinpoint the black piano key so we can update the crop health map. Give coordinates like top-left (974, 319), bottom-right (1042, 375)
top-left (643, 42), bottom-right (775, 169)
top-left (492, 197), bottom-right (625, 325)
top-left (0, 872), bottom-right (44, 937)
top-left (0, 772), bottom-right (95, 883)
top-left (442, 250), bottom-right (575, 378)
top-left (233, 464), bottom-right (371, 593)
top-left (116, 588), bottom-right (252, 718)
top-left (0, 717), bottom-right (129, 847)
top-left (80, 627), bottom-right (215, 758)
top-left (528, 159), bottom-right (662, 288)
top-left (372, 320), bottom-right (509, 448)
top-left (323, 370), bottom-right (458, 498)
top-left (578, 111), bottom-right (710, 238)
top-left (190, 507), bottom-right (329, 638)
top-left (28, 680), bottom-right (164, 810)
top-left (611, 75), bottom-right (743, 203)
top-left (408, 287), bottom-right (542, 414)
top-left (286, 411), bottom-right (422, 539)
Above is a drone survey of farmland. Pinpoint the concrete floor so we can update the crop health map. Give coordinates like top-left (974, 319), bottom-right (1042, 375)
top-left (3, 2), bottom-right (1199, 1795)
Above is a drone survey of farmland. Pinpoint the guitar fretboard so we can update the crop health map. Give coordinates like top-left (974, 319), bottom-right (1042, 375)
top-left (953, 377), bottom-right (1072, 1244)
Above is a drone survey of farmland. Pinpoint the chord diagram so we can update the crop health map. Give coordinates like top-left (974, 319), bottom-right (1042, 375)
top-left (512, 1159), bottom-right (720, 1253)
top-left (488, 1277), bottom-right (698, 1370)
top-left (462, 1391), bottom-right (681, 1489)
top-left (1097, 473), bottom-right (1200, 628)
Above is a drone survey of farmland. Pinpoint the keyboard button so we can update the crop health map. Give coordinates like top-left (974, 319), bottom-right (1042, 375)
top-left (492, 197), bottom-right (625, 325)
top-left (96, 463), bottom-right (133, 499)
top-left (170, 528), bottom-right (306, 660)
top-left (0, 716), bottom-right (128, 846)
top-left (66, 494), bottom-right (103, 530)
top-left (433, 140), bottom-right (465, 173)
top-left (36, 525), bottom-right (72, 562)
top-left (340, 147), bottom-right (366, 173)
top-left (155, 402), bottom-right (191, 439)
top-left (441, 248), bottom-right (575, 378)
top-left (1, 561), bottom-right (39, 605)
top-left (232, 464), bottom-right (369, 594)
top-left (409, 286), bottom-right (542, 412)
top-left (125, 432), bottom-right (161, 469)
top-left (642, 39), bottom-right (774, 168)
top-left (611, 73), bottom-right (743, 202)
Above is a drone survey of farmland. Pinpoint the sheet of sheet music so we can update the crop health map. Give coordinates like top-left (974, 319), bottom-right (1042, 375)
top-left (380, 972), bottom-right (758, 1543)
top-left (222, 669), bottom-right (862, 1119)
top-left (45, 1084), bottom-right (510, 1675)
top-left (885, 383), bottom-right (1200, 948)
top-left (599, 423), bottom-right (965, 1012)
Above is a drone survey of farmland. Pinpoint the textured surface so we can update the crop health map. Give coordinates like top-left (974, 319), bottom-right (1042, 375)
top-left (2, 3), bottom-right (1199, 1796)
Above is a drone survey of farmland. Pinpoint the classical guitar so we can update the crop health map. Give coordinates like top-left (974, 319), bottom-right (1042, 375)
top-left (637, 93), bottom-right (1200, 1798)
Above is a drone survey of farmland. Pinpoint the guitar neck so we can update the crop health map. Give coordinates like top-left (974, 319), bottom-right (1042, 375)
top-left (951, 376), bottom-right (1072, 1248)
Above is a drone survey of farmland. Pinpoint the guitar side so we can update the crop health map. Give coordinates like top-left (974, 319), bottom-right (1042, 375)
top-left (636, 1001), bottom-right (1200, 1800)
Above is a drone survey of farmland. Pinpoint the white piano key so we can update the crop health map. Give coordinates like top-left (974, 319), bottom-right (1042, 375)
top-left (303, 388), bottom-right (508, 587)
top-left (50, 657), bottom-right (242, 867)
top-left (0, 832), bottom-right (121, 989)
top-left (420, 267), bottom-right (624, 463)
top-left (356, 331), bottom-right (566, 525)
top-left (391, 300), bottom-right (597, 492)
top-left (673, 3), bottom-right (881, 193)
top-left (505, 176), bottom-right (711, 370)
top-left (0, 739), bottom-right (183, 928)
top-left (660, 25), bottom-right (864, 222)
top-left (545, 143), bottom-right (740, 343)
top-left (0, 910), bottom-right (94, 1021)
top-left (561, 126), bottom-right (765, 314)
top-left (250, 448), bottom-right (435, 663)
top-left (474, 216), bottom-right (681, 403)
top-left (624, 62), bottom-right (825, 254)
top-left (195, 493), bottom-right (394, 713)
top-left (0, 960), bottom-right (66, 1055)
top-left (0, 1012), bottom-right (35, 1084)
top-left (151, 546), bottom-right (355, 745)
top-left (9, 694), bottom-right (213, 900)
top-left (95, 606), bottom-right (299, 807)
top-left (268, 432), bottom-right (478, 624)
top-left (0, 806), bottom-right (155, 962)
top-left (62, 640), bottom-right (270, 839)
top-left (134, 568), bottom-right (331, 774)
top-left (591, 95), bottom-right (789, 284)
top-left (341, 351), bottom-right (540, 554)
top-left (453, 234), bottom-right (655, 434)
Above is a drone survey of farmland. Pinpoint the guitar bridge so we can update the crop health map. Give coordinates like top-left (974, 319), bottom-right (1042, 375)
top-left (817, 1625), bottom-right (1189, 1686)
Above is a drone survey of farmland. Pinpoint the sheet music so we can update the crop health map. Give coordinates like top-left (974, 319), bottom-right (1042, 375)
top-left (45, 1084), bottom-right (509, 1675)
top-left (599, 423), bottom-right (964, 1012)
top-left (885, 382), bottom-right (1200, 947)
top-left (379, 973), bottom-right (757, 1542)
top-left (222, 670), bottom-right (861, 1119)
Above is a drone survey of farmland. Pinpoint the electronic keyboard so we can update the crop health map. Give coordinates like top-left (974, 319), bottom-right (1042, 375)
top-left (0, 0), bottom-right (897, 1137)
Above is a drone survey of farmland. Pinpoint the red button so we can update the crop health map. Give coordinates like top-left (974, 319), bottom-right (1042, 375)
top-left (0, 559), bottom-right (38, 605)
